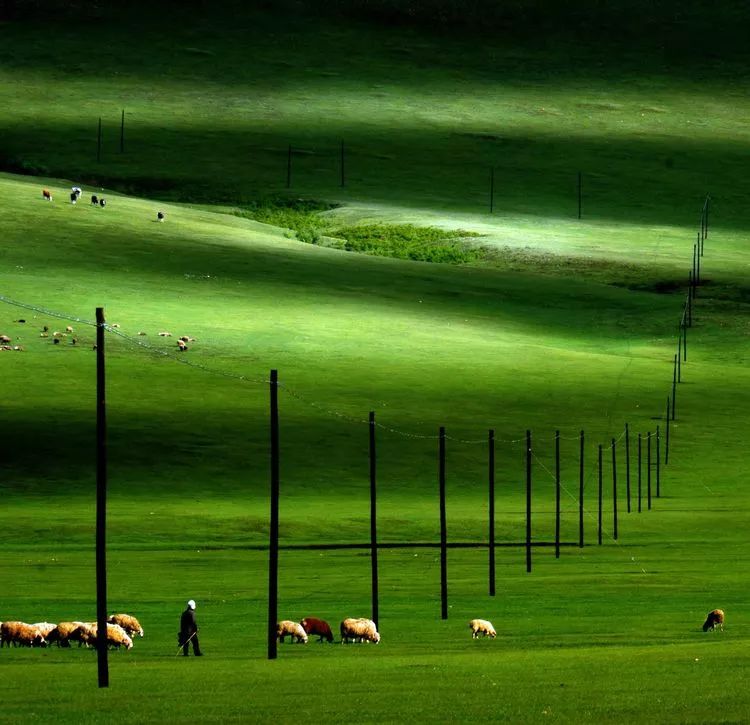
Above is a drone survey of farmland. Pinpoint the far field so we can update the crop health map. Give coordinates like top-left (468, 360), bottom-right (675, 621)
top-left (0, 4), bottom-right (748, 722)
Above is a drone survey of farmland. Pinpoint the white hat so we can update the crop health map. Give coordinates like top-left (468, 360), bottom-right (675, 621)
top-left (187, 599), bottom-right (196, 610)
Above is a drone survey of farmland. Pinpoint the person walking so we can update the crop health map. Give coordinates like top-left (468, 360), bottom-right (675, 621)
top-left (179, 599), bottom-right (203, 656)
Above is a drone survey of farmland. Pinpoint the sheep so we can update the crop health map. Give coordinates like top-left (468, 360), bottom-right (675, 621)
top-left (276, 620), bottom-right (308, 644)
top-left (469, 618), bottom-right (496, 639)
top-left (101, 623), bottom-right (133, 650)
top-left (0, 621), bottom-right (47, 647)
top-left (157, 211), bottom-right (165, 222)
top-left (42, 189), bottom-right (52, 201)
top-left (31, 622), bottom-right (57, 639)
top-left (158, 331), bottom-right (172, 337)
top-left (340, 618), bottom-right (380, 644)
top-left (178, 336), bottom-right (196, 343)
top-left (65, 325), bottom-right (73, 333)
top-left (300, 617), bottom-right (334, 643)
top-left (70, 621), bottom-right (97, 647)
top-left (703, 609), bottom-right (725, 632)
top-left (0, 335), bottom-right (11, 343)
top-left (107, 613), bottom-right (144, 638)
top-left (46, 621), bottom-right (81, 647)
top-left (177, 339), bottom-right (187, 351)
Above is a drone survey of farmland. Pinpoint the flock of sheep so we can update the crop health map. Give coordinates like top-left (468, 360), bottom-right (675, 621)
top-left (0, 614), bottom-right (144, 651)
top-left (0, 318), bottom-right (198, 354)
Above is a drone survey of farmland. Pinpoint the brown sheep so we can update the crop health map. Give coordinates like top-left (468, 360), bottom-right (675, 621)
top-left (703, 609), bottom-right (725, 632)
top-left (107, 613), bottom-right (144, 638)
top-left (300, 617), bottom-right (334, 643)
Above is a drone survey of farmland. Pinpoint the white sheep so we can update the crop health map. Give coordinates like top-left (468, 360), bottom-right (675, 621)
top-left (340, 618), bottom-right (380, 644)
top-left (107, 613), bottom-right (144, 638)
top-left (469, 618), bottom-right (496, 639)
top-left (276, 620), bottom-right (308, 644)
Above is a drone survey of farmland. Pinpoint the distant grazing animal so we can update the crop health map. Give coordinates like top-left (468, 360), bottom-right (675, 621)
top-left (71, 186), bottom-right (82, 198)
top-left (15, 319), bottom-right (26, 324)
top-left (276, 620), bottom-right (308, 644)
top-left (93, 623), bottom-right (133, 650)
top-left (158, 331), bottom-right (172, 337)
top-left (31, 622), bottom-right (57, 639)
top-left (47, 622), bottom-right (81, 647)
top-left (108, 613), bottom-right (144, 638)
top-left (0, 335), bottom-right (11, 343)
top-left (469, 619), bottom-right (496, 639)
top-left (177, 339), bottom-right (187, 351)
top-left (99, 198), bottom-right (106, 208)
top-left (0, 621), bottom-right (47, 648)
top-left (70, 191), bottom-right (78, 204)
top-left (42, 189), bottom-right (52, 201)
top-left (91, 195), bottom-right (99, 205)
top-left (300, 617), bottom-right (334, 643)
top-left (157, 211), bottom-right (165, 222)
top-left (138, 331), bottom-right (147, 336)
top-left (340, 618), bottom-right (380, 644)
top-left (703, 609), bottom-right (725, 632)
top-left (53, 338), bottom-right (60, 345)
top-left (65, 325), bottom-right (73, 333)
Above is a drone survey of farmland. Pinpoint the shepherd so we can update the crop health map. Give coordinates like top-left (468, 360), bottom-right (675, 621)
top-left (178, 599), bottom-right (203, 656)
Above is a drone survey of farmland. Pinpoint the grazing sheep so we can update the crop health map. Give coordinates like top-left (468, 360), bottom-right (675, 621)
top-left (91, 195), bottom-right (99, 205)
top-left (158, 331), bottom-right (172, 337)
top-left (703, 609), bottom-right (725, 632)
top-left (107, 613), bottom-right (144, 638)
top-left (99, 198), bottom-right (106, 208)
top-left (65, 325), bottom-right (73, 333)
top-left (177, 339), bottom-right (187, 351)
top-left (137, 331), bottom-right (147, 336)
top-left (0, 335), bottom-right (11, 343)
top-left (300, 617), bottom-right (334, 643)
top-left (71, 622), bottom-right (97, 647)
top-left (276, 620), bottom-right (308, 644)
top-left (340, 618), bottom-right (380, 644)
top-left (70, 191), bottom-right (78, 204)
top-left (469, 619), bottom-right (496, 639)
top-left (42, 189), bottom-right (52, 201)
top-left (31, 622), bottom-right (57, 639)
top-left (47, 622), bottom-right (81, 647)
top-left (157, 211), bottom-right (165, 222)
top-left (0, 621), bottom-right (47, 647)
top-left (100, 623), bottom-right (133, 650)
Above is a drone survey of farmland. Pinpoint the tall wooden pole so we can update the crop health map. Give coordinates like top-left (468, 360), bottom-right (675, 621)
top-left (526, 430), bottom-right (532, 572)
top-left (488, 429), bottom-right (496, 596)
top-left (578, 430), bottom-right (584, 547)
top-left (439, 427), bottom-right (448, 619)
top-left (656, 425), bottom-right (661, 499)
top-left (369, 412), bottom-right (379, 627)
top-left (95, 307), bottom-right (109, 688)
top-left (665, 397), bottom-right (670, 465)
top-left (555, 430), bottom-right (561, 559)
top-left (267, 369), bottom-right (280, 660)
top-left (597, 444), bottom-right (603, 545)
top-left (647, 431), bottom-right (652, 510)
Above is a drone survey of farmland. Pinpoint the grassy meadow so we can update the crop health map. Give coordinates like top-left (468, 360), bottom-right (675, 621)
top-left (1, 3), bottom-right (749, 722)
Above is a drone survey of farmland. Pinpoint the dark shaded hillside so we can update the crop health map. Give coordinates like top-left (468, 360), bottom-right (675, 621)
top-left (2, 0), bottom-right (748, 57)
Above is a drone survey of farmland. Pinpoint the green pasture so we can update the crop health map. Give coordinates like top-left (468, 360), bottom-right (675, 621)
top-left (1, 4), bottom-right (749, 722)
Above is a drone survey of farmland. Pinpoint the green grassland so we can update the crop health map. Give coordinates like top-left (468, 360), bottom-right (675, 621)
top-left (1, 3), bottom-right (749, 722)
